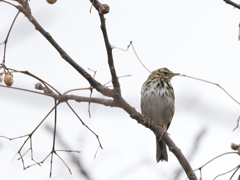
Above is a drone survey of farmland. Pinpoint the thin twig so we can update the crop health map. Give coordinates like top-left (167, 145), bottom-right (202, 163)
top-left (180, 74), bottom-right (240, 106)
top-left (131, 42), bottom-right (151, 73)
top-left (49, 152), bottom-right (54, 177)
top-left (63, 87), bottom-right (92, 94)
top-left (66, 101), bottom-right (103, 149)
top-left (17, 148), bottom-right (30, 161)
top-left (112, 41), bottom-right (132, 51)
top-left (1, 103), bottom-right (60, 170)
top-left (103, 74), bottom-right (131, 86)
top-left (112, 41), bottom-right (151, 73)
top-left (233, 116), bottom-right (240, 132)
top-left (94, 146), bottom-right (100, 159)
top-left (195, 152), bottom-right (237, 171)
top-left (2, 11), bottom-right (20, 64)
top-left (56, 150), bottom-right (81, 153)
top-left (213, 165), bottom-right (240, 180)
top-left (10, 69), bottom-right (61, 95)
top-left (55, 152), bottom-right (72, 175)
top-left (1, 1), bottom-right (18, 7)
top-left (25, 152), bottom-right (52, 169)
top-left (88, 68), bottom-right (97, 118)
top-left (0, 134), bottom-right (29, 140)
top-left (89, 0), bottom-right (94, 13)
top-left (230, 166), bottom-right (240, 180)
top-left (49, 99), bottom-right (58, 177)
top-left (45, 124), bottom-right (91, 180)
top-left (0, 84), bottom-right (55, 98)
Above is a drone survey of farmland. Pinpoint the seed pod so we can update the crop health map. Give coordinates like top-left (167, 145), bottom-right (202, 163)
top-left (47, 0), bottom-right (57, 4)
top-left (4, 72), bottom-right (14, 87)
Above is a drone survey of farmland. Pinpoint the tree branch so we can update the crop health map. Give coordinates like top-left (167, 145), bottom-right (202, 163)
top-left (16, 3), bottom-right (114, 98)
top-left (10, 1), bottom-right (198, 179)
top-left (223, 0), bottom-right (240, 9)
top-left (115, 96), bottom-right (198, 180)
top-left (99, 14), bottom-right (121, 93)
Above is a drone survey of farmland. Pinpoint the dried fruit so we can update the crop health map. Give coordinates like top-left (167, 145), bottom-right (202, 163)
top-left (4, 72), bottom-right (14, 87)
top-left (47, 0), bottom-right (57, 4)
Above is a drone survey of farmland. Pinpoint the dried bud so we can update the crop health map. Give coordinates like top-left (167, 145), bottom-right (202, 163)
top-left (231, 143), bottom-right (240, 151)
top-left (4, 72), bottom-right (14, 87)
top-left (47, 0), bottom-right (57, 4)
top-left (35, 82), bottom-right (42, 90)
top-left (99, 4), bottom-right (110, 14)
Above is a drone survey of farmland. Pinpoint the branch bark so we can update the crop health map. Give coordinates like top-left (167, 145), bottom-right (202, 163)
top-left (223, 0), bottom-right (240, 9)
top-left (13, 1), bottom-right (198, 179)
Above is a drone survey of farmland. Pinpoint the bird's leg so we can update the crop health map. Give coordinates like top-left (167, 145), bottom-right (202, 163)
top-left (144, 115), bottom-right (154, 124)
top-left (144, 116), bottom-right (170, 140)
top-left (157, 126), bottom-right (169, 141)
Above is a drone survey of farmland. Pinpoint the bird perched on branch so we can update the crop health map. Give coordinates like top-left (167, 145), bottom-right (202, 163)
top-left (141, 68), bottom-right (179, 162)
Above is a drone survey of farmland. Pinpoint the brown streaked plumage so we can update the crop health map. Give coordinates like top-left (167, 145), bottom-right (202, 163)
top-left (141, 68), bottom-right (179, 162)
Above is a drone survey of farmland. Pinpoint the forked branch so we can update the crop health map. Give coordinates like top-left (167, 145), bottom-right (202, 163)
top-left (1, 0), bottom-right (198, 179)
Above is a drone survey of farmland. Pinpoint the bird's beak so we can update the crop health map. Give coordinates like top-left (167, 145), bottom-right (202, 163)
top-left (170, 73), bottom-right (180, 77)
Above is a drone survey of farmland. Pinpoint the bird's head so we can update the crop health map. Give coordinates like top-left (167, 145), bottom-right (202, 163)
top-left (149, 68), bottom-right (179, 81)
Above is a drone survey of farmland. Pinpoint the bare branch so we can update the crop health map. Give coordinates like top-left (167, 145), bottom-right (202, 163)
top-left (99, 13), bottom-right (121, 92)
top-left (194, 152), bottom-right (237, 179)
top-left (56, 150), bottom-right (81, 153)
top-left (112, 41), bottom-right (151, 73)
top-left (11, 69), bottom-right (61, 95)
top-left (87, 68), bottom-right (97, 118)
top-left (223, 0), bottom-right (240, 9)
top-left (55, 152), bottom-right (72, 175)
top-left (1, 1), bottom-right (198, 179)
top-left (45, 124), bottom-right (92, 180)
top-left (1, 11), bottom-right (20, 64)
top-left (213, 165), bottom-right (240, 180)
top-left (233, 116), bottom-right (240, 131)
top-left (0, 84), bottom-right (55, 98)
top-left (66, 101), bottom-right (103, 149)
top-left (180, 74), bottom-right (240, 106)
top-left (15, 3), bottom-right (114, 97)
top-left (1, 1), bottom-right (18, 7)
top-left (0, 103), bottom-right (59, 170)
top-left (89, 0), bottom-right (102, 11)
top-left (173, 128), bottom-right (207, 180)
top-left (229, 166), bottom-right (240, 180)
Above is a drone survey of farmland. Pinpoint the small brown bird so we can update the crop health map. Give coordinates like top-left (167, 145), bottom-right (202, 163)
top-left (141, 68), bottom-right (179, 162)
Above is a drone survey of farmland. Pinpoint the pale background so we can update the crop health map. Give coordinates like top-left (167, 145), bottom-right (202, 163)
top-left (1, 0), bottom-right (240, 179)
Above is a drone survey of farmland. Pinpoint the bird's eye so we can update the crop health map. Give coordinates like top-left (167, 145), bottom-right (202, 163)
top-left (163, 72), bottom-right (168, 75)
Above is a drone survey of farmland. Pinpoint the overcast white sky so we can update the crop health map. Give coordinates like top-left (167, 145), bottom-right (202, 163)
top-left (1, 0), bottom-right (240, 180)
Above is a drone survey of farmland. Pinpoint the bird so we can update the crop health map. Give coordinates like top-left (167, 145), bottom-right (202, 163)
top-left (141, 68), bottom-right (179, 162)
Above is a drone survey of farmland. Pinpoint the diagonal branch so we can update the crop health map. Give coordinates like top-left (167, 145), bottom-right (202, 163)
top-left (89, 0), bottom-right (102, 11)
top-left (223, 0), bottom-right (240, 9)
top-left (1, 10), bottom-right (20, 64)
top-left (114, 96), bottom-right (198, 180)
top-left (99, 14), bottom-right (121, 93)
top-left (8, 1), bottom-right (198, 179)
top-left (89, 0), bottom-right (120, 93)
top-left (180, 74), bottom-right (240, 106)
top-left (15, 3), bottom-right (114, 98)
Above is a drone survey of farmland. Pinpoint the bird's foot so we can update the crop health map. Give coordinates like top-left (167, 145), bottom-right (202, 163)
top-left (157, 126), bottom-right (169, 141)
top-left (143, 116), bottom-right (154, 124)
